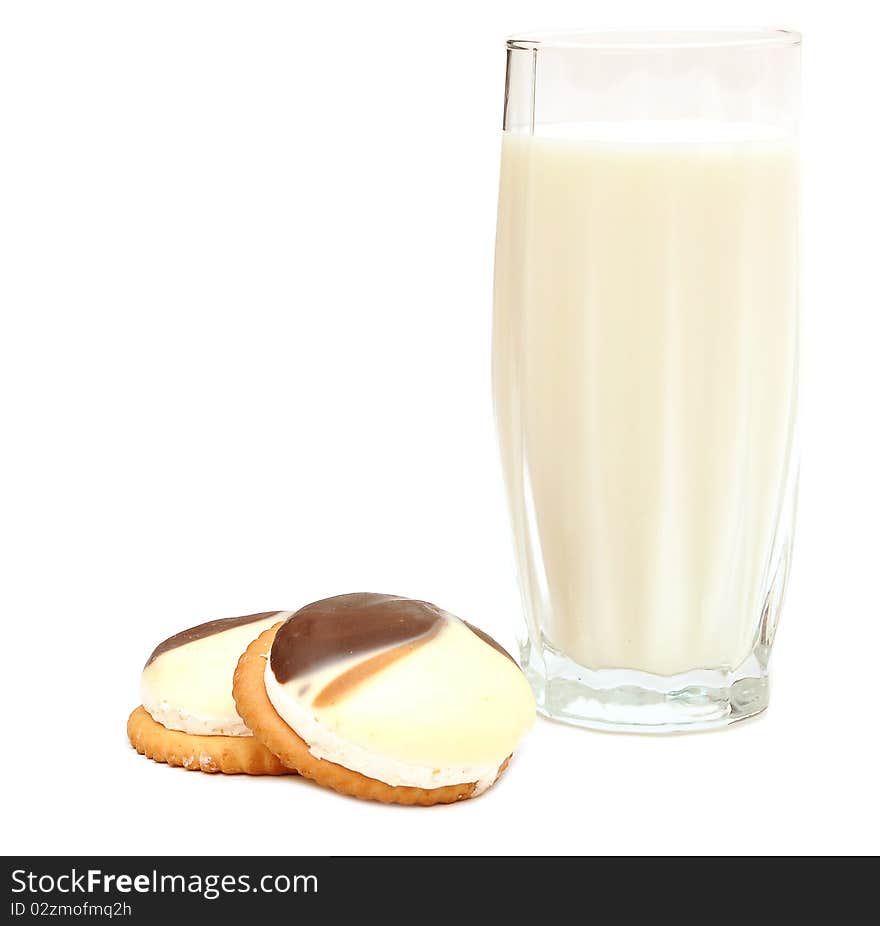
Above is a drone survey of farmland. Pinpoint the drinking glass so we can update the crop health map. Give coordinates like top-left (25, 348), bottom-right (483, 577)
top-left (493, 30), bottom-right (801, 731)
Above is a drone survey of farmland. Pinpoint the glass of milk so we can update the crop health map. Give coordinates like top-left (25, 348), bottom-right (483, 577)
top-left (493, 30), bottom-right (801, 732)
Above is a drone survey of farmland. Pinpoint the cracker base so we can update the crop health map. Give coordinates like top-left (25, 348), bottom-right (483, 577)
top-left (127, 705), bottom-right (292, 775)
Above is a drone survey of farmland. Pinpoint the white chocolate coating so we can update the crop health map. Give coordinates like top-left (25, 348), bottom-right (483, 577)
top-left (265, 608), bottom-right (535, 791)
top-left (141, 612), bottom-right (291, 736)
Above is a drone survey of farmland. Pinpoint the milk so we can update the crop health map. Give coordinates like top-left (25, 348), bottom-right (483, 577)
top-left (493, 123), bottom-right (798, 676)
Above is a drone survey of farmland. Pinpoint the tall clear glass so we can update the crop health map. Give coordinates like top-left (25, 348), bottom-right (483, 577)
top-left (493, 30), bottom-right (801, 732)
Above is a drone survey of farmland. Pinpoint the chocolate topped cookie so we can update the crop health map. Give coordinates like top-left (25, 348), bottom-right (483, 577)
top-left (127, 611), bottom-right (295, 775)
top-left (234, 594), bottom-right (536, 804)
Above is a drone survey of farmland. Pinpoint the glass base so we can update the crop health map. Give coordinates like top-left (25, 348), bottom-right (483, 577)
top-left (521, 639), bottom-right (770, 734)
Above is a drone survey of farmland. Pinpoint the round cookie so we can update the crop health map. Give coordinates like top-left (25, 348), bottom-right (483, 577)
top-left (233, 594), bottom-right (534, 804)
top-left (129, 610), bottom-right (296, 775)
top-left (127, 706), bottom-right (288, 774)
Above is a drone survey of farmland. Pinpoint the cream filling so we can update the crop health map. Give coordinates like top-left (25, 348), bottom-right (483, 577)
top-left (140, 695), bottom-right (252, 737)
top-left (264, 658), bottom-right (503, 795)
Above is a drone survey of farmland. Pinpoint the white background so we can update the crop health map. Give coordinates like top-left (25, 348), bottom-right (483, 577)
top-left (2, 0), bottom-right (878, 856)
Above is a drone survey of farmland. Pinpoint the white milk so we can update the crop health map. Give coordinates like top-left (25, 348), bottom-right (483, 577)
top-left (493, 123), bottom-right (798, 676)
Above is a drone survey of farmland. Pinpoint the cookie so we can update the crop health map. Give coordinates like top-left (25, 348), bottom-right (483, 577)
top-left (129, 610), bottom-right (296, 775)
top-left (233, 594), bottom-right (534, 804)
top-left (127, 705), bottom-right (288, 774)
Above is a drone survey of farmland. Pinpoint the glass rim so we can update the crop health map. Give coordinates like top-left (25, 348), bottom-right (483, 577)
top-left (506, 28), bottom-right (802, 52)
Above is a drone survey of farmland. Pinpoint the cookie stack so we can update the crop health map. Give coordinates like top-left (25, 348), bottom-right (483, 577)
top-left (128, 593), bottom-right (535, 805)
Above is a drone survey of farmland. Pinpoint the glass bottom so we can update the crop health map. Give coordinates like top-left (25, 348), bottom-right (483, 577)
top-left (521, 639), bottom-right (770, 733)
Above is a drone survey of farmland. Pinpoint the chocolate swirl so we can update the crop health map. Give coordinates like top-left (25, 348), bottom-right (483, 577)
top-left (145, 611), bottom-right (287, 668)
top-left (269, 594), bottom-right (443, 683)
top-left (269, 593), bottom-right (517, 709)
